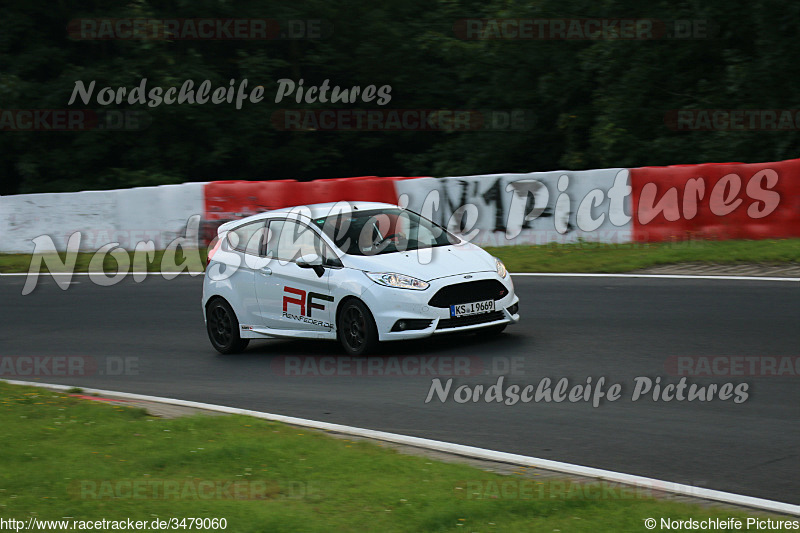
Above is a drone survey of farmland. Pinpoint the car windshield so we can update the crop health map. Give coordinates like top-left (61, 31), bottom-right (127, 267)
top-left (312, 208), bottom-right (459, 256)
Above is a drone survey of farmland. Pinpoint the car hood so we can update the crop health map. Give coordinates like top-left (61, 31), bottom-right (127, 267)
top-left (341, 242), bottom-right (497, 281)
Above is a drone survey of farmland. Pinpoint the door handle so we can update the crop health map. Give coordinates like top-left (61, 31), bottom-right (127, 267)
top-left (260, 267), bottom-right (272, 275)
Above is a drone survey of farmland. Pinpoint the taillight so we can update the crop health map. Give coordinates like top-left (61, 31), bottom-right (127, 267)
top-left (207, 236), bottom-right (223, 262)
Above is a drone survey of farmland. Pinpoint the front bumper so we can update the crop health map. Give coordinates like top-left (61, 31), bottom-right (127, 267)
top-left (361, 271), bottom-right (520, 341)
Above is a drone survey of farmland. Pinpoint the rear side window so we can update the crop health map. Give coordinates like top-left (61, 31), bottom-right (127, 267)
top-left (226, 221), bottom-right (266, 255)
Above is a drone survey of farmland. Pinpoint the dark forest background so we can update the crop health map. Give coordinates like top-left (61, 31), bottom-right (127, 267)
top-left (2, 0), bottom-right (799, 194)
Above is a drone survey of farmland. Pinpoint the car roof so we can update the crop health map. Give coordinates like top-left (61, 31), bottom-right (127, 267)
top-left (217, 201), bottom-right (399, 233)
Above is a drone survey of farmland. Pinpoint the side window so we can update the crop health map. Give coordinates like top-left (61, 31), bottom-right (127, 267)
top-left (226, 221), bottom-right (266, 255)
top-left (267, 219), bottom-right (332, 263)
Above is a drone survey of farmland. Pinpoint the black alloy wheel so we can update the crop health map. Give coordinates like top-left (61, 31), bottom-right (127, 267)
top-left (206, 299), bottom-right (250, 354)
top-left (337, 299), bottom-right (379, 356)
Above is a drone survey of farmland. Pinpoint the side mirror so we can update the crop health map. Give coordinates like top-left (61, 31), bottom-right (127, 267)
top-left (296, 254), bottom-right (325, 277)
top-left (296, 254), bottom-right (323, 268)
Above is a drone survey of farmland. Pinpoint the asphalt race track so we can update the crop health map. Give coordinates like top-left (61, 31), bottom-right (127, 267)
top-left (1, 274), bottom-right (798, 504)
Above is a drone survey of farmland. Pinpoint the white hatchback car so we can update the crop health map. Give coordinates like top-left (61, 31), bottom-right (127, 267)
top-left (202, 202), bottom-right (519, 355)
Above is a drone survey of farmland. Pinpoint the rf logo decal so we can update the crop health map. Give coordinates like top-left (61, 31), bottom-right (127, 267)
top-left (283, 286), bottom-right (334, 317)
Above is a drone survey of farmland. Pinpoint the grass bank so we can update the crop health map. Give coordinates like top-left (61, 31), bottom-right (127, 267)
top-left (485, 238), bottom-right (800, 273)
top-left (0, 239), bottom-right (798, 274)
top-left (0, 382), bottom-right (769, 532)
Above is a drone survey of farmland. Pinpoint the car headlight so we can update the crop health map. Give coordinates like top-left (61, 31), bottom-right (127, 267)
top-left (495, 258), bottom-right (508, 278)
top-left (365, 272), bottom-right (429, 290)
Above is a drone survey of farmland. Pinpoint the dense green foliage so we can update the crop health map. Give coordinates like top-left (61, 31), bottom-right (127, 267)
top-left (2, 0), bottom-right (799, 194)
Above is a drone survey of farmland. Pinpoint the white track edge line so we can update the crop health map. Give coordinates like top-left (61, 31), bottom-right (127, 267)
top-left (5, 379), bottom-right (799, 516)
top-left (0, 272), bottom-right (797, 281)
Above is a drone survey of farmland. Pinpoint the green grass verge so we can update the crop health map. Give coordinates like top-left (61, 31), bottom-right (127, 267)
top-left (485, 238), bottom-right (800, 273)
top-left (0, 239), bottom-right (798, 274)
top-left (0, 382), bottom-right (770, 532)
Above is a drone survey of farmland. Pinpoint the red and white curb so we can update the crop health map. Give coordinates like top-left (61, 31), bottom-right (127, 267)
top-left (5, 379), bottom-right (799, 516)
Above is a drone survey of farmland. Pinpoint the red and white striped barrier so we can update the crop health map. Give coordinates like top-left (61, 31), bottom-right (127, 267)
top-left (630, 159), bottom-right (800, 242)
top-left (1, 158), bottom-right (796, 253)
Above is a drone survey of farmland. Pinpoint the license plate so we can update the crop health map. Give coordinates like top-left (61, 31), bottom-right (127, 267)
top-left (450, 299), bottom-right (495, 317)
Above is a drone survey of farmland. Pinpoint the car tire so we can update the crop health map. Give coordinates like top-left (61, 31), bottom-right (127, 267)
top-left (337, 299), bottom-right (379, 356)
top-left (206, 298), bottom-right (250, 354)
top-left (481, 324), bottom-right (507, 336)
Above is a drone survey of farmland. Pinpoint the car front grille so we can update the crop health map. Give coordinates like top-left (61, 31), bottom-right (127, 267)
top-left (428, 280), bottom-right (508, 308)
top-left (436, 311), bottom-right (505, 330)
